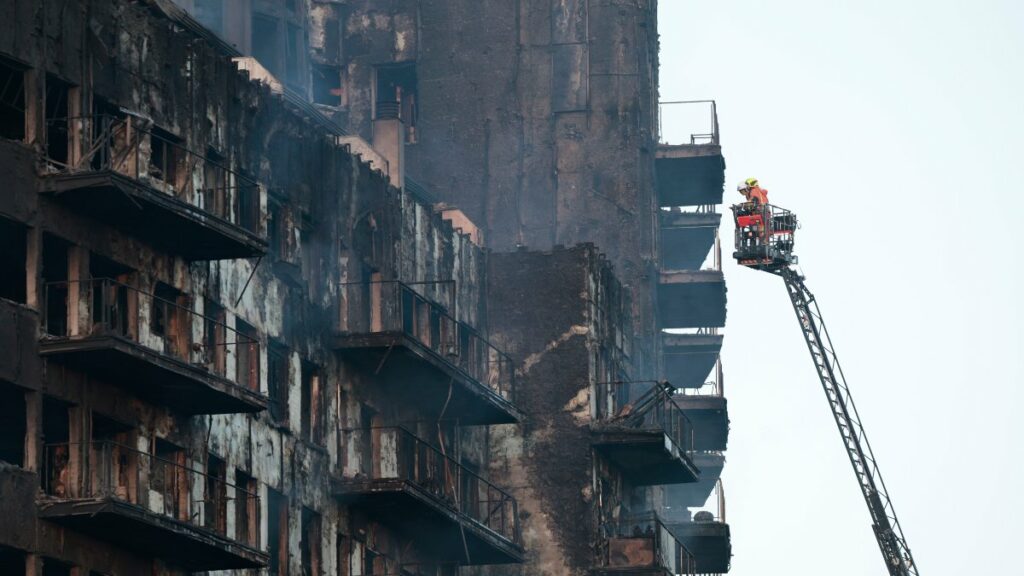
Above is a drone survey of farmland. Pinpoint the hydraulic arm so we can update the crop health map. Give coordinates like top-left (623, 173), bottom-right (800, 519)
top-left (732, 203), bottom-right (918, 575)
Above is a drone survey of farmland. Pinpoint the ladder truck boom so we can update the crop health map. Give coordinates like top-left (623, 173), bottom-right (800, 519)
top-left (732, 202), bottom-right (918, 576)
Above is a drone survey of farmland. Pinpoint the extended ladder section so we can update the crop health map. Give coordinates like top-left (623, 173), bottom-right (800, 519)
top-left (732, 203), bottom-right (919, 576)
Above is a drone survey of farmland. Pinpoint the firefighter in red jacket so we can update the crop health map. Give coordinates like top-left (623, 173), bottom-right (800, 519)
top-left (737, 178), bottom-right (769, 247)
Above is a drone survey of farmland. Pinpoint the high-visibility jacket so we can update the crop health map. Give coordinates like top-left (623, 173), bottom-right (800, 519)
top-left (747, 186), bottom-right (769, 206)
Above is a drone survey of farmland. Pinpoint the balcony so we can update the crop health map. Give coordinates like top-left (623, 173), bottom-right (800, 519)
top-left (660, 207), bottom-right (721, 272)
top-left (593, 513), bottom-right (696, 576)
top-left (656, 101), bottom-right (725, 208)
top-left (674, 379), bottom-right (729, 453)
top-left (661, 330), bottom-right (723, 390)
top-left (658, 270), bottom-right (727, 330)
top-left (333, 427), bottom-right (523, 565)
top-left (591, 381), bottom-right (699, 486)
top-left (333, 281), bottom-right (522, 425)
top-left (39, 441), bottom-right (267, 571)
top-left (38, 115), bottom-right (266, 260)
top-left (665, 481), bottom-right (732, 574)
top-left (663, 453), bottom-right (725, 509)
top-left (41, 278), bottom-right (267, 414)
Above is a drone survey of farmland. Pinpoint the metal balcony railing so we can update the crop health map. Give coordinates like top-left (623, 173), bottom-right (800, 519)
top-left (340, 427), bottom-right (520, 545)
top-left (594, 381), bottom-right (695, 460)
top-left (658, 100), bottom-right (719, 146)
top-left (42, 278), bottom-right (259, 391)
top-left (42, 114), bottom-right (261, 234)
top-left (338, 280), bottom-right (515, 403)
top-left (599, 512), bottom-right (696, 575)
top-left (42, 441), bottom-right (259, 546)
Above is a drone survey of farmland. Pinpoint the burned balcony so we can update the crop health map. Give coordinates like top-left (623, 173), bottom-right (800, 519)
top-left (39, 441), bottom-right (267, 570)
top-left (38, 115), bottom-right (266, 260)
top-left (673, 368), bottom-right (729, 452)
top-left (662, 329), bottom-right (723, 390)
top-left (41, 278), bottom-right (267, 414)
top-left (660, 207), bottom-right (722, 272)
top-left (334, 281), bottom-right (522, 425)
top-left (593, 512), bottom-right (696, 576)
top-left (663, 453), bottom-right (725, 511)
top-left (665, 481), bottom-right (732, 574)
top-left (658, 270), bottom-right (726, 330)
top-left (656, 101), bottom-right (725, 208)
top-left (333, 427), bottom-right (523, 565)
top-left (592, 381), bottom-right (699, 486)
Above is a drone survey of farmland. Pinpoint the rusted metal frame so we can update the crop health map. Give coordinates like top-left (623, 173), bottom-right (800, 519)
top-left (43, 440), bottom-right (259, 535)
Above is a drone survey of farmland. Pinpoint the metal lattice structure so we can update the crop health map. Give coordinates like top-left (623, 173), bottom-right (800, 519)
top-left (733, 203), bottom-right (919, 576)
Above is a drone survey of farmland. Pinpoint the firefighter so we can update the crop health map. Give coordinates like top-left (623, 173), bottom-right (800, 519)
top-left (738, 177), bottom-right (769, 206)
top-left (737, 178), bottom-right (769, 248)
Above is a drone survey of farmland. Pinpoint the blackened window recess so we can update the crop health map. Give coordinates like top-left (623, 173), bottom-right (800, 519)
top-left (0, 216), bottom-right (26, 303)
top-left (235, 469), bottom-right (259, 547)
top-left (149, 126), bottom-right (184, 189)
top-left (0, 544), bottom-right (25, 576)
top-left (205, 453), bottom-right (228, 534)
top-left (301, 507), bottom-right (322, 576)
top-left (44, 75), bottom-right (71, 165)
top-left (41, 558), bottom-right (72, 576)
top-left (301, 361), bottom-right (325, 445)
top-left (267, 488), bottom-right (288, 576)
top-left (312, 64), bottom-right (343, 107)
top-left (42, 233), bottom-right (69, 336)
top-left (375, 62), bottom-right (418, 143)
top-left (235, 318), bottom-right (260, 392)
top-left (0, 58), bottom-right (26, 141)
top-left (0, 381), bottom-right (26, 466)
top-left (268, 341), bottom-right (290, 425)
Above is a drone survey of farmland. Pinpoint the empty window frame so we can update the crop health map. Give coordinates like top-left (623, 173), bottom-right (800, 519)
top-left (44, 75), bottom-right (71, 165)
top-left (151, 438), bottom-right (187, 519)
top-left (235, 318), bottom-right (260, 391)
top-left (151, 282), bottom-right (189, 358)
top-left (267, 487), bottom-right (289, 576)
top-left (0, 57), bottom-right (25, 141)
top-left (301, 361), bottom-right (324, 445)
top-left (148, 126), bottom-right (184, 188)
top-left (0, 216), bottom-right (26, 303)
top-left (42, 233), bottom-right (70, 336)
top-left (204, 453), bottom-right (228, 534)
top-left (267, 341), bottom-right (290, 425)
top-left (0, 381), bottom-right (26, 467)
top-left (375, 63), bottom-right (418, 142)
top-left (42, 396), bottom-right (70, 495)
top-left (301, 507), bottom-right (322, 576)
top-left (204, 298), bottom-right (228, 376)
top-left (312, 64), bottom-right (342, 107)
top-left (235, 469), bottom-right (259, 547)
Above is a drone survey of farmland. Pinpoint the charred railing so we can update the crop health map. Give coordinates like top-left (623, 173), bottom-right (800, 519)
top-left (42, 441), bottom-right (259, 545)
top-left (599, 512), bottom-right (696, 575)
top-left (594, 381), bottom-right (695, 459)
top-left (42, 278), bottom-right (259, 391)
top-left (340, 426), bottom-right (520, 545)
top-left (42, 114), bottom-right (261, 234)
top-left (338, 280), bottom-right (515, 403)
top-left (658, 100), bottom-right (719, 146)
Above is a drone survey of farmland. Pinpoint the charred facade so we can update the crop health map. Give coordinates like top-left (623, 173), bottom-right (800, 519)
top-left (0, 0), bottom-right (731, 575)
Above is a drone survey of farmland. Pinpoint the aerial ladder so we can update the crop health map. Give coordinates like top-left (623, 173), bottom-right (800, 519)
top-left (731, 202), bottom-right (919, 576)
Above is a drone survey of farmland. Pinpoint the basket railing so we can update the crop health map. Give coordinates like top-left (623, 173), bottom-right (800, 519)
top-left (600, 511), bottom-right (697, 574)
top-left (594, 381), bottom-right (696, 463)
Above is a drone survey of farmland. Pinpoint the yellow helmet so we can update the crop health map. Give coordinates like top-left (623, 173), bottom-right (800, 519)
top-left (744, 177), bottom-right (759, 188)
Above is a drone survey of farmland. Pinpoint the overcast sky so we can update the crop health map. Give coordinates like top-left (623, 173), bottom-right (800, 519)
top-left (658, 1), bottom-right (1023, 574)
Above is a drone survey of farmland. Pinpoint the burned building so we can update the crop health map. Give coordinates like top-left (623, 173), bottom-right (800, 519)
top-left (0, 0), bottom-right (731, 575)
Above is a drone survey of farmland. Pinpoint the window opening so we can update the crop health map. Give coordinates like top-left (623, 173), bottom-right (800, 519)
top-left (204, 453), bottom-right (228, 535)
top-left (268, 341), bottom-right (290, 424)
top-left (0, 381), bottom-right (26, 467)
top-left (42, 396), bottom-right (70, 495)
top-left (312, 64), bottom-right (343, 107)
top-left (41, 558), bottom-right (72, 576)
top-left (267, 487), bottom-right (289, 576)
top-left (44, 75), bottom-right (71, 166)
top-left (0, 544), bottom-right (25, 576)
top-left (0, 216), bottom-right (26, 303)
top-left (301, 361), bottom-right (324, 445)
top-left (375, 63), bottom-right (418, 143)
top-left (203, 298), bottom-right (227, 376)
top-left (151, 282), bottom-right (189, 358)
top-left (301, 507), bottom-right (322, 576)
top-left (235, 318), bottom-right (260, 391)
top-left (252, 14), bottom-right (282, 78)
top-left (42, 234), bottom-right (70, 336)
top-left (0, 58), bottom-right (25, 141)
top-left (152, 438), bottom-right (186, 520)
top-left (149, 126), bottom-right (184, 190)
top-left (235, 469), bottom-right (259, 547)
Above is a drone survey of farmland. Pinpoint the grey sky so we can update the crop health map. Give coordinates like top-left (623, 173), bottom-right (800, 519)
top-left (658, 1), bottom-right (1023, 574)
